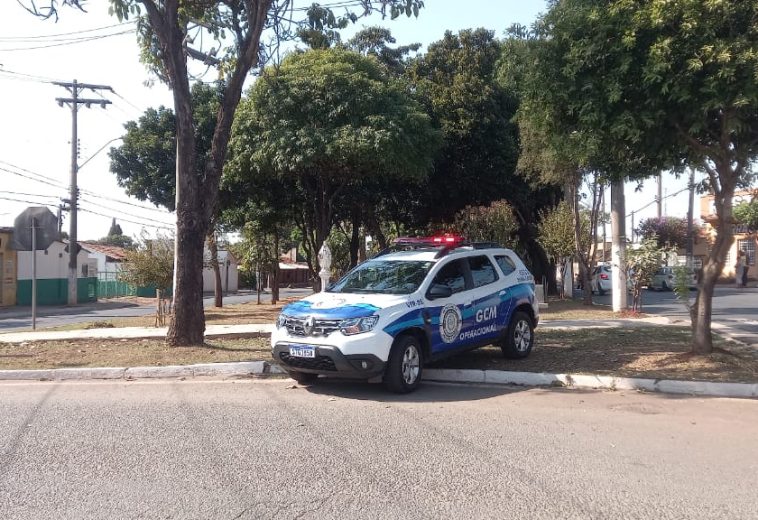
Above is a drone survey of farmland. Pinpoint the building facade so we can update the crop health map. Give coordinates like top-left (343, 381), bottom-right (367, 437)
top-left (700, 189), bottom-right (757, 280)
top-left (0, 227), bottom-right (18, 307)
top-left (16, 241), bottom-right (98, 305)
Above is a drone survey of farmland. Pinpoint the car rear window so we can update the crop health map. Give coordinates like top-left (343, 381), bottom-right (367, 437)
top-left (468, 255), bottom-right (499, 288)
top-left (494, 255), bottom-right (517, 276)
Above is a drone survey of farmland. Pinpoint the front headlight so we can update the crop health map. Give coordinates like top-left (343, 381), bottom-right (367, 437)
top-left (339, 315), bottom-right (379, 335)
top-left (276, 314), bottom-right (287, 329)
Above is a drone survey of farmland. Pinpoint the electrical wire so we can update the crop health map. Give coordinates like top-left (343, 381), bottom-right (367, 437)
top-left (1, 166), bottom-right (67, 190)
top-left (78, 206), bottom-right (173, 231)
top-left (0, 21), bottom-right (135, 41)
top-left (0, 29), bottom-right (135, 52)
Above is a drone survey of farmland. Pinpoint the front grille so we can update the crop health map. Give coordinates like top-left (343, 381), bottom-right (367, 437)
top-left (279, 352), bottom-right (337, 371)
top-left (282, 316), bottom-right (342, 337)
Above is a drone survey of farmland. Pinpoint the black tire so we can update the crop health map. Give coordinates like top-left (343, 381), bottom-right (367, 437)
top-left (661, 281), bottom-right (669, 291)
top-left (384, 335), bottom-right (423, 394)
top-left (598, 287), bottom-right (606, 296)
top-left (289, 371), bottom-right (319, 385)
top-left (501, 311), bottom-right (534, 359)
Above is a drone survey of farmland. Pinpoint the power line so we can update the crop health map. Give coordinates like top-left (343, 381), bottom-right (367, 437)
top-left (78, 206), bottom-right (173, 231)
top-left (0, 190), bottom-right (61, 199)
top-left (0, 166), bottom-right (67, 189)
top-left (0, 159), bottom-right (67, 185)
top-left (0, 195), bottom-right (58, 209)
top-left (0, 29), bottom-right (134, 52)
top-left (0, 21), bottom-right (135, 41)
top-left (79, 197), bottom-right (173, 227)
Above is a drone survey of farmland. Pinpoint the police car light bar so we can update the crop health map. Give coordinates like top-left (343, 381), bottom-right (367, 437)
top-left (394, 234), bottom-right (466, 246)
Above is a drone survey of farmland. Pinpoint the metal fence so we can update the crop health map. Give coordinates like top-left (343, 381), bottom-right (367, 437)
top-left (97, 271), bottom-right (136, 299)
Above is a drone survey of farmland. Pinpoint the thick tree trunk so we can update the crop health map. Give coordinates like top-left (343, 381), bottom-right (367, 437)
top-left (691, 164), bottom-right (736, 354)
top-left (271, 230), bottom-right (280, 304)
top-left (208, 233), bottom-right (223, 308)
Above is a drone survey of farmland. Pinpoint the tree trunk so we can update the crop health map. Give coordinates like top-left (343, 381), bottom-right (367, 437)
top-left (166, 48), bottom-right (206, 346)
top-left (691, 163), bottom-right (736, 354)
top-left (271, 230), bottom-right (280, 305)
top-left (208, 232), bottom-right (223, 308)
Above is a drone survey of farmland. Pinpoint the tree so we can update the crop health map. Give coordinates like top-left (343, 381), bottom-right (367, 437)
top-left (637, 217), bottom-right (691, 249)
top-left (345, 26), bottom-right (421, 75)
top-left (734, 198), bottom-right (758, 231)
top-left (91, 218), bottom-right (135, 249)
top-left (118, 234), bottom-right (174, 294)
top-left (449, 200), bottom-right (519, 250)
top-left (407, 29), bottom-right (558, 281)
top-left (26, 0), bottom-right (424, 346)
top-left (625, 238), bottom-right (674, 312)
top-left (529, 0), bottom-right (758, 353)
top-left (227, 48), bottom-right (439, 289)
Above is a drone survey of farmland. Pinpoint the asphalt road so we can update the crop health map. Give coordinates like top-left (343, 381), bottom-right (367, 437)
top-left (590, 286), bottom-right (758, 345)
top-left (1, 379), bottom-right (757, 519)
top-left (0, 289), bottom-right (313, 332)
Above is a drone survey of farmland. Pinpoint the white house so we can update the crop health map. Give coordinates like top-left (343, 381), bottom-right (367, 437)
top-left (16, 240), bottom-right (98, 305)
top-left (202, 249), bottom-right (239, 293)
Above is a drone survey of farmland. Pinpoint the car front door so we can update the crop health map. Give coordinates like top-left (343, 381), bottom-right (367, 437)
top-left (424, 258), bottom-right (470, 354)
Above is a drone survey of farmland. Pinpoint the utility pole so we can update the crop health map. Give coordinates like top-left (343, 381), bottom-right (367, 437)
top-left (657, 172), bottom-right (663, 219)
top-left (610, 179), bottom-right (627, 312)
top-left (55, 79), bottom-right (112, 305)
top-left (687, 168), bottom-right (696, 268)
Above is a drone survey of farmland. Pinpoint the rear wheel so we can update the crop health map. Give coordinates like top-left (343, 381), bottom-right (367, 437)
top-left (661, 281), bottom-right (669, 291)
top-left (501, 311), bottom-right (534, 359)
top-left (289, 371), bottom-right (319, 385)
top-left (384, 335), bottom-right (423, 394)
top-left (598, 286), bottom-right (606, 296)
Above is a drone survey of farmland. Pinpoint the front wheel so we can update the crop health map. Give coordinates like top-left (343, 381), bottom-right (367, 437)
top-left (384, 335), bottom-right (423, 394)
top-left (501, 311), bottom-right (534, 359)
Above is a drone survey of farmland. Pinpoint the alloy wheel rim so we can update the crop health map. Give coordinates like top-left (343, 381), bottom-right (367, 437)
top-left (514, 320), bottom-right (531, 352)
top-left (402, 345), bottom-right (420, 384)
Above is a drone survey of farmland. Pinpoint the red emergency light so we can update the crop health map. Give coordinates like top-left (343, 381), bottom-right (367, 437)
top-left (394, 234), bottom-right (466, 247)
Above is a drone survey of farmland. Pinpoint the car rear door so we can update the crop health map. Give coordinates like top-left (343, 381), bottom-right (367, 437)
top-left (424, 258), bottom-right (470, 354)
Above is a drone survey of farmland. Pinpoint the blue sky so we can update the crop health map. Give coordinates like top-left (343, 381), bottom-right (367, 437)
top-left (0, 0), bottom-right (691, 241)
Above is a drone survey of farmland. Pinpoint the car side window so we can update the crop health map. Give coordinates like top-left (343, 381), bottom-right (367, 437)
top-left (494, 255), bottom-right (517, 277)
top-left (430, 260), bottom-right (467, 294)
top-left (468, 255), bottom-right (499, 288)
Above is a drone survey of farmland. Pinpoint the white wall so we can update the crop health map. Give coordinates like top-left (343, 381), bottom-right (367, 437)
top-left (202, 250), bottom-right (238, 293)
top-left (17, 242), bottom-right (96, 280)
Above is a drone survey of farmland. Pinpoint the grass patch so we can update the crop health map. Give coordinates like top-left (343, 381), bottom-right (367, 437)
top-left (541, 298), bottom-right (615, 321)
top-left (0, 336), bottom-right (272, 370)
top-left (430, 327), bottom-right (758, 384)
top-left (43, 299), bottom-right (293, 331)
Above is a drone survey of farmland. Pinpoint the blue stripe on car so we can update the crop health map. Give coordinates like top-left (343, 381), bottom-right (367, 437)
top-left (282, 300), bottom-right (380, 319)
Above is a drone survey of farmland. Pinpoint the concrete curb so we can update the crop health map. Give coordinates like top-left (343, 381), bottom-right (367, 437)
top-left (0, 361), bottom-right (286, 381)
top-left (0, 361), bottom-right (754, 399)
top-left (423, 369), bottom-right (758, 399)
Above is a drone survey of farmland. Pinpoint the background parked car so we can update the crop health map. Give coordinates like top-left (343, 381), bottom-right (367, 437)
top-left (649, 266), bottom-right (697, 291)
top-left (590, 264), bottom-right (612, 295)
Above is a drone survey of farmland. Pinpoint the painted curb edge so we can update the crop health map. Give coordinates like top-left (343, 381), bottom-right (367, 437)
top-left (0, 363), bottom-right (755, 399)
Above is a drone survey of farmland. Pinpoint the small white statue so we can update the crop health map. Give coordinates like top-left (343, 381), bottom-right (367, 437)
top-left (318, 243), bottom-right (332, 292)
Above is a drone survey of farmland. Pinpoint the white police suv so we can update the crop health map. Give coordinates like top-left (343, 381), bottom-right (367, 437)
top-left (271, 235), bottom-right (539, 393)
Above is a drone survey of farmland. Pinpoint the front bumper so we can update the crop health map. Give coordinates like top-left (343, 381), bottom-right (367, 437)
top-left (272, 343), bottom-right (386, 379)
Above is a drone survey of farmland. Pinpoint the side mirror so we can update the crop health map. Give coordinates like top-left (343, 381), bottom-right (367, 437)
top-left (427, 284), bottom-right (453, 300)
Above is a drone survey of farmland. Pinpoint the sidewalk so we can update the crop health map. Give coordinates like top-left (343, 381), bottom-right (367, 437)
top-left (0, 323), bottom-right (274, 343)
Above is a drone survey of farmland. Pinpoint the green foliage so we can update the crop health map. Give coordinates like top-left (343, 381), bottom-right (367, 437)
top-left (636, 217), bottom-right (691, 249)
top-left (228, 48), bottom-right (439, 274)
top-left (537, 201), bottom-right (590, 262)
top-left (625, 237), bottom-right (674, 312)
top-left (734, 199), bottom-right (758, 230)
top-left (118, 234), bottom-right (174, 292)
top-left (406, 29), bottom-right (523, 223)
top-left (344, 27), bottom-right (421, 75)
top-left (109, 83), bottom-right (222, 211)
top-left (448, 200), bottom-right (519, 249)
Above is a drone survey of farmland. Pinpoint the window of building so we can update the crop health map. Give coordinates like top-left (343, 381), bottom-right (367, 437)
top-left (738, 239), bottom-right (756, 266)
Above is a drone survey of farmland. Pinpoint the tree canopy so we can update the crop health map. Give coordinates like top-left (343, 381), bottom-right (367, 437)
top-left (227, 48), bottom-right (439, 281)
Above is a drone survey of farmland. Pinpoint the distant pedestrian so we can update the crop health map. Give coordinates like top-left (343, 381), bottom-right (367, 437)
top-left (742, 253), bottom-right (750, 288)
top-left (735, 250), bottom-right (747, 288)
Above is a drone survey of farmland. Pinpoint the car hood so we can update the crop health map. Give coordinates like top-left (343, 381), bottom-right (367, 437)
top-left (280, 292), bottom-right (407, 319)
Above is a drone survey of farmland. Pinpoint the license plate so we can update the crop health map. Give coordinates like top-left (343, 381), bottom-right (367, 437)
top-left (289, 345), bottom-right (316, 358)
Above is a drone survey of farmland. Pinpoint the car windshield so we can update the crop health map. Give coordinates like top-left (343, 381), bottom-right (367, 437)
top-left (328, 260), bottom-right (434, 295)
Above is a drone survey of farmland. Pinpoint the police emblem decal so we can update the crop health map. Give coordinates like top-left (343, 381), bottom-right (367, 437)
top-left (439, 304), bottom-right (462, 343)
top-left (303, 316), bottom-right (315, 335)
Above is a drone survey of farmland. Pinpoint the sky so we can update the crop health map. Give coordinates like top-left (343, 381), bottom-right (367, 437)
top-left (0, 0), bottom-right (693, 242)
